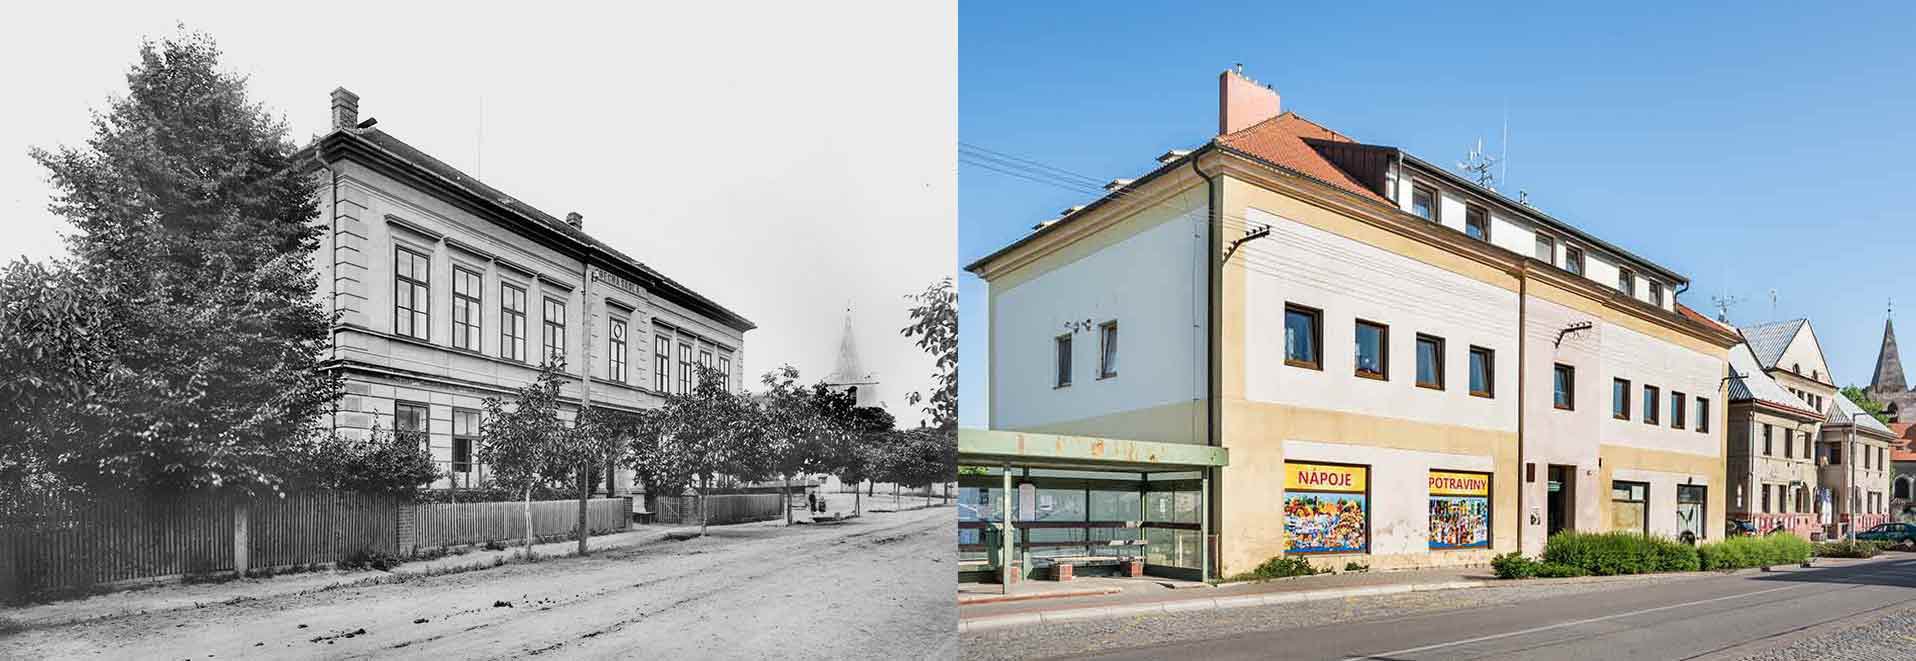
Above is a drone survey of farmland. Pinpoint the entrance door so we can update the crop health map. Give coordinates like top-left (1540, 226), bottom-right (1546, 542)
top-left (1547, 465), bottom-right (1576, 536)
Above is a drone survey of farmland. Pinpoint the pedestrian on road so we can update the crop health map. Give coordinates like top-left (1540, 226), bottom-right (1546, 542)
top-left (807, 491), bottom-right (817, 513)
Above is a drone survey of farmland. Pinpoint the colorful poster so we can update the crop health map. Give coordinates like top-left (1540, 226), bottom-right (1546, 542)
top-left (1283, 462), bottom-right (1369, 554)
top-left (1429, 470), bottom-right (1491, 549)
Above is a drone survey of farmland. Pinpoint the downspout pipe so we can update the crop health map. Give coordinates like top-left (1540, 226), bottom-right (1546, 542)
top-left (1189, 149), bottom-right (1221, 581)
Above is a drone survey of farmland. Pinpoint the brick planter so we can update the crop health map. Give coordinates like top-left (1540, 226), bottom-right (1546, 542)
top-left (1124, 559), bottom-right (1144, 577)
top-left (1053, 563), bottom-right (1074, 581)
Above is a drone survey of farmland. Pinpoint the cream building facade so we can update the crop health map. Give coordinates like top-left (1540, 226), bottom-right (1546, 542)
top-left (968, 69), bottom-right (1739, 575)
top-left (1722, 333), bottom-right (1825, 538)
top-left (304, 89), bottom-right (754, 490)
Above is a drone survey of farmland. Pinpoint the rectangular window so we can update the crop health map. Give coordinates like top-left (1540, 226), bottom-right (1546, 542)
top-left (1284, 304), bottom-right (1322, 370)
top-left (1469, 346), bottom-right (1494, 398)
top-left (542, 298), bottom-right (566, 365)
top-left (1553, 364), bottom-right (1575, 410)
top-left (700, 350), bottom-right (714, 386)
top-left (1763, 423), bottom-right (1773, 455)
top-left (394, 401), bottom-right (429, 435)
top-left (393, 246), bottom-right (431, 340)
top-left (1564, 245), bottom-right (1585, 276)
top-left (1830, 444), bottom-right (1843, 465)
top-left (1649, 281), bottom-right (1664, 307)
top-left (1643, 385), bottom-right (1661, 425)
top-left (501, 283), bottom-right (527, 362)
top-left (1429, 471), bottom-right (1491, 550)
top-left (1411, 184), bottom-right (1437, 221)
top-left (654, 333), bottom-right (672, 392)
top-left (718, 354), bottom-right (732, 393)
top-left (452, 408), bottom-right (479, 474)
top-left (1677, 485), bottom-right (1707, 541)
top-left (1671, 391), bottom-right (1686, 429)
top-left (1761, 483), bottom-right (1772, 513)
top-left (1055, 334), bottom-right (1073, 387)
top-left (1283, 462), bottom-right (1369, 554)
top-left (1534, 234), bottom-right (1555, 264)
top-left (1354, 320), bottom-right (1388, 380)
top-left (1698, 397), bottom-right (1710, 433)
top-left (1613, 379), bottom-right (1631, 419)
top-left (1611, 480), bottom-right (1650, 534)
top-left (608, 318), bottom-right (628, 383)
top-left (1617, 269), bottom-right (1635, 297)
top-left (1415, 334), bottom-right (1444, 389)
top-left (1784, 427), bottom-right (1795, 458)
top-left (451, 266), bottom-right (482, 351)
top-left (1464, 204), bottom-right (1490, 242)
top-left (1865, 444), bottom-right (1872, 469)
top-left (678, 343), bottom-right (693, 394)
top-left (1098, 321), bottom-right (1118, 379)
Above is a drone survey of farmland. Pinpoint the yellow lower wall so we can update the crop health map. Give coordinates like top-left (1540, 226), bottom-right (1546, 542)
top-left (1597, 443), bottom-right (1727, 541)
top-left (1219, 399), bottom-right (1520, 575)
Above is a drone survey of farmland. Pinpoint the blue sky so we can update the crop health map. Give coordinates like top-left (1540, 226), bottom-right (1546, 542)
top-left (959, 1), bottom-right (1916, 428)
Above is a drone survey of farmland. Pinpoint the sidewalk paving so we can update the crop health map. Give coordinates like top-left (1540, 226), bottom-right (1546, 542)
top-left (958, 557), bottom-right (1886, 633)
top-left (1, 518), bottom-right (771, 633)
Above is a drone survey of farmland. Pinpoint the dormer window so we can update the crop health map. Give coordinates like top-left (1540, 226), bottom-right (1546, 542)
top-left (1412, 184), bottom-right (1437, 221)
top-left (1618, 269), bottom-right (1635, 297)
top-left (1534, 234), bottom-right (1555, 264)
top-left (1564, 246), bottom-right (1586, 276)
top-left (1648, 281), bottom-right (1664, 307)
top-left (1465, 204), bottom-right (1490, 242)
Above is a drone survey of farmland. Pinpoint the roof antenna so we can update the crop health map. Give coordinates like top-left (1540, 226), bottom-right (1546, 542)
top-left (1711, 294), bottom-right (1742, 323)
top-left (1459, 138), bottom-right (1497, 189)
top-left (1769, 288), bottom-right (1779, 320)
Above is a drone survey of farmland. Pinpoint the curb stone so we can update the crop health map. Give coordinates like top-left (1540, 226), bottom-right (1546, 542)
top-left (958, 580), bottom-right (1489, 633)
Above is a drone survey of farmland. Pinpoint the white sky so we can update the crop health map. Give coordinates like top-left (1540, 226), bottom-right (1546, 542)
top-left (0, 1), bottom-right (956, 425)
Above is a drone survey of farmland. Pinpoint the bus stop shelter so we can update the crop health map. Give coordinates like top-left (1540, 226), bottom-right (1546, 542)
top-left (957, 429), bottom-right (1230, 588)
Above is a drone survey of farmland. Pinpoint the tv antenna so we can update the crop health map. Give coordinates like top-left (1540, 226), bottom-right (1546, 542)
top-left (1769, 289), bottom-right (1778, 320)
top-left (1459, 139), bottom-right (1498, 189)
top-left (1711, 294), bottom-right (1743, 323)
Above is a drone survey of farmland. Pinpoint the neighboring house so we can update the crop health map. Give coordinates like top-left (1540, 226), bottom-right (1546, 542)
top-left (1722, 336), bottom-right (1825, 539)
top-left (964, 67), bottom-right (1739, 576)
top-left (1819, 392), bottom-right (1897, 535)
top-left (1890, 422), bottom-right (1916, 521)
top-left (301, 89), bottom-right (754, 490)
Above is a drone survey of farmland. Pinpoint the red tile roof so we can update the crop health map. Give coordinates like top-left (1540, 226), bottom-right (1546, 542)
top-left (1216, 112), bottom-right (1389, 204)
top-left (1677, 303), bottom-right (1729, 331)
top-left (1892, 422), bottom-right (1916, 462)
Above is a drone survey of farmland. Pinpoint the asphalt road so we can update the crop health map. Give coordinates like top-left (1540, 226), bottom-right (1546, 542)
top-left (1034, 555), bottom-right (1916, 661)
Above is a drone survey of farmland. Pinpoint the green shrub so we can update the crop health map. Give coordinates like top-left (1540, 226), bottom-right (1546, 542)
top-left (1814, 539), bottom-right (1884, 559)
top-left (1491, 552), bottom-right (1538, 579)
top-left (1535, 562), bottom-right (1588, 578)
top-left (1231, 555), bottom-right (1319, 581)
top-left (1541, 531), bottom-right (1698, 576)
top-left (1699, 535), bottom-right (1812, 569)
top-left (1344, 562), bottom-right (1369, 573)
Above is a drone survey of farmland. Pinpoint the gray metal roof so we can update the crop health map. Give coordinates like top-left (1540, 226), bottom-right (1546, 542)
top-left (1828, 391), bottom-right (1895, 437)
top-left (1727, 341), bottom-right (1819, 418)
top-left (1738, 319), bottom-right (1808, 370)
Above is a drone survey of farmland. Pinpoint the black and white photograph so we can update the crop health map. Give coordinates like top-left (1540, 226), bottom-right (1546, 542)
top-left (0, 2), bottom-right (955, 659)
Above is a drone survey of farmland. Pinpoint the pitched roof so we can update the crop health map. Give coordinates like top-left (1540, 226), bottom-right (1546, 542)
top-left (323, 128), bottom-right (755, 332)
top-left (1891, 422), bottom-right (1916, 462)
top-left (1871, 317), bottom-right (1907, 393)
top-left (1828, 391), bottom-right (1896, 438)
top-left (1215, 112), bottom-right (1389, 204)
top-left (1726, 340), bottom-right (1821, 420)
top-left (1737, 319), bottom-right (1807, 370)
top-left (1679, 304), bottom-right (1732, 332)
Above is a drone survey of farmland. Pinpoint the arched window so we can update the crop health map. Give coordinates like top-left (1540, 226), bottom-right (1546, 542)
top-left (1897, 476), bottom-right (1914, 501)
top-left (1888, 402), bottom-right (1901, 423)
top-left (1793, 363), bottom-right (1802, 374)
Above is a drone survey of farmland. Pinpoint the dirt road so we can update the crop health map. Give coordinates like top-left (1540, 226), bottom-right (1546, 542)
top-left (0, 506), bottom-right (956, 660)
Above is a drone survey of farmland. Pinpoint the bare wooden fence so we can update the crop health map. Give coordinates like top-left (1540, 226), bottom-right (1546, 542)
top-left (653, 494), bottom-right (785, 525)
top-left (409, 498), bottom-right (628, 551)
top-left (247, 491), bottom-right (402, 570)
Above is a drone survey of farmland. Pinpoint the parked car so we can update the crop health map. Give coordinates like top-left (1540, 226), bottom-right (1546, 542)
top-left (1727, 519), bottom-right (1758, 537)
top-left (1855, 522), bottom-right (1916, 547)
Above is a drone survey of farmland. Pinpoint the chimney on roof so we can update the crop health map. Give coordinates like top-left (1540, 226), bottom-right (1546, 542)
top-left (331, 87), bottom-right (360, 132)
top-left (565, 212), bottom-right (584, 229)
top-left (1218, 67), bottom-right (1280, 135)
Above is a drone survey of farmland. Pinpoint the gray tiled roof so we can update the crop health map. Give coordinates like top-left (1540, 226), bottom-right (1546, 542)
top-left (1727, 342), bottom-right (1819, 417)
top-left (1738, 319), bottom-right (1807, 370)
top-left (1829, 391), bottom-right (1895, 437)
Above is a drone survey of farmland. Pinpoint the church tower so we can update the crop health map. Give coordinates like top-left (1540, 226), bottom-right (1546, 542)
top-left (1871, 316), bottom-right (1908, 395)
top-left (823, 305), bottom-right (881, 408)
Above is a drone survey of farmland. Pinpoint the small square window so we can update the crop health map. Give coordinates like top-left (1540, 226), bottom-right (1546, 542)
top-left (1613, 378), bottom-right (1631, 420)
top-left (1553, 364), bottom-right (1575, 410)
top-left (1671, 391), bottom-right (1686, 429)
top-left (1412, 184), bottom-right (1437, 221)
top-left (1468, 346), bottom-right (1494, 398)
top-left (1415, 334), bottom-right (1444, 390)
top-left (1465, 205), bottom-right (1490, 242)
top-left (1285, 304), bottom-right (1323, 370)
top-left (1697, 397), bottom-right (1710, 433)
top-left (1534, 234), bottom-right (1555, 264)
top-left (1643, 385), bottom-right (1661, 425)
top-left (1618, 269), bottom-right (1635, 297)
top-left (1565, 246), bottom-right (1585, 276)
top-left (1649, 281), bottom-right (1665, 307)
top-left (1354, 320), bottom-right (1388, 380)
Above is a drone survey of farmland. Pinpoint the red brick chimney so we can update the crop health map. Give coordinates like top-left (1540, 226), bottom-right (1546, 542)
top-left (1218, 66), bottom-right (1280, 135)
top-left (331, 87), bottom-right (360, 131)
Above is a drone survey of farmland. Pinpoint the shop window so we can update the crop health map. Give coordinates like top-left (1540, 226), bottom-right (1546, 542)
top-left (1429, 471), bottom-right (1491, 550)
top-left (1611, 481), bottom-right (1649, 534)
top-left (1283, 462), bottom-right (1369, 554)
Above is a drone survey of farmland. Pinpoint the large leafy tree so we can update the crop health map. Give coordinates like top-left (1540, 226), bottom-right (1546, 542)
top-left (22, 30), bottom-right (338, 496)
top-left (1842, 386), bottom-right (1891, 424)
top-left (631, 365), bottom-right (754, 535)
top-left (901, 276), bottom-right (957, 430)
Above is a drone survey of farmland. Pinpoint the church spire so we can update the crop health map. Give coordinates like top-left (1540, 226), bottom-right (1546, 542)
top-left (1871, 304), bottom-right (1908, 395)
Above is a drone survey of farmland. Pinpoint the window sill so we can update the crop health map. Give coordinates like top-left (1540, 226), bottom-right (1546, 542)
top-left (1470, 391), bottom-right (1494, 399)
top-left (1554, 404), bottom-right (1574, 411)
top-left (1286, 360), bottom-right (1323, 371)
top-left (1054, 383), bottom-right (1072, 390)
top-left (1613, 414), bottom-right (1630, 421)
top-left (1416, 382), bottom-right (1444, 391)
top-left (1355, 371), bottom-right (1388, 382)
top-left (1098, 373), bottom-right (1117, 381)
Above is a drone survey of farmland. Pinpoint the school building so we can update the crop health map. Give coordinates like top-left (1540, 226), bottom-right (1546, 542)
top-left (962, 67), bottom-right (1740, 581)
